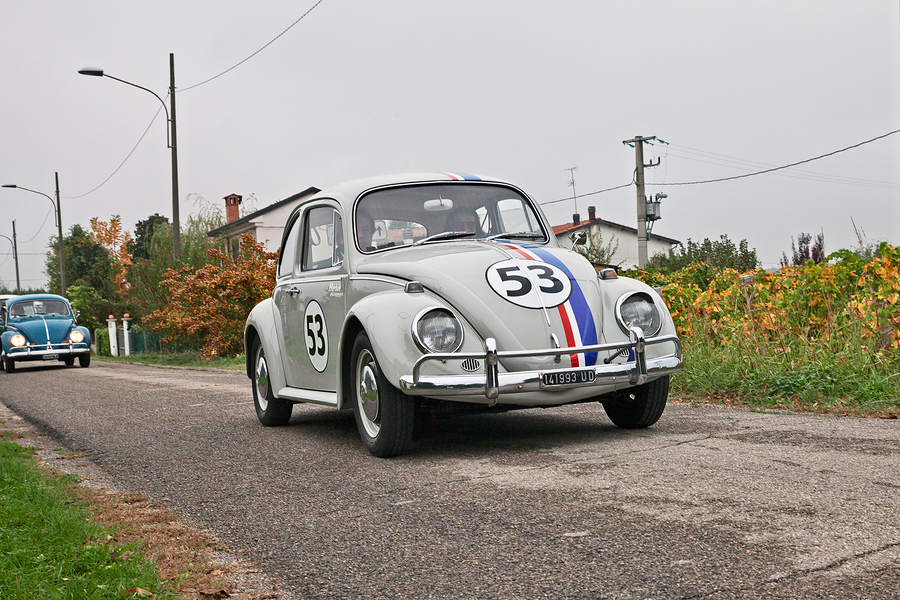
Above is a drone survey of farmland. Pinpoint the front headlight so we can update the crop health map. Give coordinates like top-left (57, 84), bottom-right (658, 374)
top-left (69, 330), bottom-right (84, 343)
top-left (413, 308), bottom-right (464, 353)
top-left (615, 292), bottom-right (662, 337)
top-left (10, 334), bottom-right (26, 347)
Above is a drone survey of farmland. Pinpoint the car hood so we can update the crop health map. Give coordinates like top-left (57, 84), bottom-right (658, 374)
top-left (355, 240), bottom-right (604, 368)
top-left (7, 316), bottom-right (72, 345)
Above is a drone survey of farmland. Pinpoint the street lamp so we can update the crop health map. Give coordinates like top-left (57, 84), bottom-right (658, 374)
top-left (2, 173), bottom-right (66, 296)
top-left (0, 221), bottom-right (20, 294)
top-left (78, 53), bottom-right (181, 258)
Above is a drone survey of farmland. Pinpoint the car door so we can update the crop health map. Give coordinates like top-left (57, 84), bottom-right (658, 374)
top-left (273, 203), bottom-right (346, 392)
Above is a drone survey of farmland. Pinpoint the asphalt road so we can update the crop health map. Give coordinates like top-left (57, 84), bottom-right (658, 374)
top-left (1, 360), bottom-right (898, 599)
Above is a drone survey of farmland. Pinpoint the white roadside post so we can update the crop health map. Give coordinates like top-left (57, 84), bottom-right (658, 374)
top-left (107, 315), bottom-right (119, 357)
top-left (122, 314), bottom-right (132, 356)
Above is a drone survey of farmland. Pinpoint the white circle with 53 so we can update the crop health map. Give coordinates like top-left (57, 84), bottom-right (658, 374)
top-left (304, 300), bottom-right (328, 372)
top-left (485, 259), bottom-right (572, 309)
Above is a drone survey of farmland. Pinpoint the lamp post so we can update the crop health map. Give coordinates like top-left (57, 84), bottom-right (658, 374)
top-left (0, 221), bottom-right (20, 294)
top-left (2, 173), bottom-right (66, 296)
top-left (78, 53), bottom-right (180, 259)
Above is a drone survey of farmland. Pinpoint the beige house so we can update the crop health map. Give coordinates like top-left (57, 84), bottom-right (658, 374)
top-left (552, 206), bottom-right (680, 269)
top-left (207, 187), bottom-right (320, 256)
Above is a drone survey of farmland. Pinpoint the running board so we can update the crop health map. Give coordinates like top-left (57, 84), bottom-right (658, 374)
top-left (275, 387), bottom-right (338, 406)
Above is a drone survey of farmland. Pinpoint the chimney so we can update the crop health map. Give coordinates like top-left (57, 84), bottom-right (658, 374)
top-left (588, 206), bottom-right (596, 221)
top-left (573, 213), bottom-right (580, 226)
top-left (224, 194), bottom-right (242, 223)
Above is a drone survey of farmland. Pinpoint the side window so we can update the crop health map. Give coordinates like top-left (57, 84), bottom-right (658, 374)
top-left (278, 214), bottom-right (302, 277)
top-left (332, 213), bottom-right (344, 266)
top-left (302, 206), bottom-right (339, 271)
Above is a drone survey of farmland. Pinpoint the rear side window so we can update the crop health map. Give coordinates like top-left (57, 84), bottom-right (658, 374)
top-left (278, 215), bottom-right (302, 277)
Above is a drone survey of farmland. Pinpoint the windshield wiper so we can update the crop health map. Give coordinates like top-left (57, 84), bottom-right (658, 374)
top-left (413, 231), bottom-right (476, 246)
top-left (486, 232), bottom-right (545, 241)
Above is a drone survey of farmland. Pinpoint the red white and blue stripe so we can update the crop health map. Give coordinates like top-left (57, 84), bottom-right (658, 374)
top-left (496, 243), bottom-right (598, 367)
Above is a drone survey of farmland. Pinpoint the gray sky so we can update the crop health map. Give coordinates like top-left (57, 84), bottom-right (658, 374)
top-left (2, 1), bottom-right (898, 289)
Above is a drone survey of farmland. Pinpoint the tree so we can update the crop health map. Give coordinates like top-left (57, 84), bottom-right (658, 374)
top-left (127, 214), bottom-right (169, 260)
top-left (780, 230), bottom-right (825, 267)
top-left (650, 235), bottom-right (760, 273)
top-left (574, 230), bottom-right (621, 267)
top-left (91, 215), bottom-right (133, 296)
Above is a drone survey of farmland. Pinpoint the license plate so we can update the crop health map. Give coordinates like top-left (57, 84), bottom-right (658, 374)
top-left (541, 367), bottom-right (596, 388)
top-left (42, 354), bottom-right (59, 360)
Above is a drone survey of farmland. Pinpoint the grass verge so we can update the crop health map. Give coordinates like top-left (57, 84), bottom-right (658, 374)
top-left (94, 352), bottom-right (245, 372)
top-left (0, 431), bottom-right (173, 599)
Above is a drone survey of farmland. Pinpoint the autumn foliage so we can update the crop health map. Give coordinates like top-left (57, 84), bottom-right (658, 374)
top-left (144, 235), bottom-right (277, 358)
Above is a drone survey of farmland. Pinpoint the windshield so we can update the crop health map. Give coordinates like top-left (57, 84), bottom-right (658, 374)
top-left (355, 183), bottom-right (546, 252)
top-left (8, 299), bottom-right (70, 319)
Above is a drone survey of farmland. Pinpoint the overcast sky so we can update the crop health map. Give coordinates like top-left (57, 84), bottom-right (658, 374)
top-left (2, 1), bottom-right (898, 289)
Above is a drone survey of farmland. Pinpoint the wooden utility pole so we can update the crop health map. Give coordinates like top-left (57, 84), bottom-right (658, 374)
top-left (622, 135), bottom-right (659, 267)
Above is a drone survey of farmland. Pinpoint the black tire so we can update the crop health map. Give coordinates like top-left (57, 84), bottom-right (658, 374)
top-left (250, 337), bottom-right (292, 426)
top-left (603, 375), bottom-right (669, 428)
top-left (78, 354), bottom-right (91, 368)
top-left (64, 357), bottom-right (75, 366)
top-left (350, 331), bottom-right (415, 458)
top-left (4, 357), bottom-right (14, 373)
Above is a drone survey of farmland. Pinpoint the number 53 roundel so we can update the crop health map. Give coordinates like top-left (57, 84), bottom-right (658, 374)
top-left (485, 259), bottom-right (572, 309)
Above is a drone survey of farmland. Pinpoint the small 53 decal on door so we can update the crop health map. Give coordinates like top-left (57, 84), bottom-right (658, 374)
top-left (304, 300), bottom-right (328, 372)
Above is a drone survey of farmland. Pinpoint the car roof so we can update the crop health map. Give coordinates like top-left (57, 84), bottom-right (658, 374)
top-left (308, 172), bottom-right (519, 206)
top-left (6, 293), bottom-right (69, 304)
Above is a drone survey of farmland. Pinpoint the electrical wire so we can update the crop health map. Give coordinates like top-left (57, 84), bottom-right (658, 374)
top-left (180, 0), bottom-right (327, 92)
top-left (655, 129), bottom-right (900, 186)
top-left (539, 181), bottom-right (634, 206)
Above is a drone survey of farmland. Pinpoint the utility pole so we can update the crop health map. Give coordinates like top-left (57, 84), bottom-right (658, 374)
top-left (12, 220), bottom-right (19, 294)
top-left (623, 135), bottom-right (660, 267)
top-left (170, 53), bottom-right (181, 259)
top-left (55, 172), bottom-right (66, 297)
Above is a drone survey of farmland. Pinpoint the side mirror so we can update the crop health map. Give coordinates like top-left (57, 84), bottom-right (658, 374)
top-left (569, 230), bottom-right (587, 246)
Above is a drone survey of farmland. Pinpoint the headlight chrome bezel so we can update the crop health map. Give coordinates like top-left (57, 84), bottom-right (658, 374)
top-left (615, 291), bottom-right (662, 337)
top-left (412, 307), bottom-right (464, 354)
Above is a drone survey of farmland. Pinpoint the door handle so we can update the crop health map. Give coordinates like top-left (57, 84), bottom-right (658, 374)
top-left (287, 287), bottom-right (300, 296)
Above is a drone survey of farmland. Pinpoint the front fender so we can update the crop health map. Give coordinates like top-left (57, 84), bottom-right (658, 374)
top-left (345, 290), bottom-right (469, 395)
top-left (244, 297), bottom-right (289, 397)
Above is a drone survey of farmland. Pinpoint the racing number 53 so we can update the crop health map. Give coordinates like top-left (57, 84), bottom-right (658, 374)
top-left (303, 300), bottom-right (329, 372)
top-left (486, 260), bottom-right (572, 309)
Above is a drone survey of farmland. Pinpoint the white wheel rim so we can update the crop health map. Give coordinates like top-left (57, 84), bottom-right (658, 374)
top-left (255, 345), bottom-right (269, 411)
top-left (356, 348), bottom-right (380, 438)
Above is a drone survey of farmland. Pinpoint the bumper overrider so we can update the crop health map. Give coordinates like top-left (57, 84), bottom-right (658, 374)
top-left (5, 343), bottom-right (90, 362)
top-left (399, 327), bottom-right (682, 401)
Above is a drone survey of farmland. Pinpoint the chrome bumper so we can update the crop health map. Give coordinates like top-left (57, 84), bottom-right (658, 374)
top-left (6, 345), bottom-right (90, 360)
top-left (399, 327), bottom-right (682, 400)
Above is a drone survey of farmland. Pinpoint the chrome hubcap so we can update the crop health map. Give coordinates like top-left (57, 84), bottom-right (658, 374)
top-left (255, 346), bottom-right (269, 411)
top-left (357, 349), bottom-right (380, 437)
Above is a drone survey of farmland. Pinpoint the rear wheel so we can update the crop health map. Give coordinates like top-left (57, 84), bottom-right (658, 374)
top-left (603, 375), bottom-right (669, 428)
top-left (251, 337), bottom-right (292, 426)
top-left (351, 331), bottom-right (415, 457)
top-left (78, 354), bottom-right (91, 368)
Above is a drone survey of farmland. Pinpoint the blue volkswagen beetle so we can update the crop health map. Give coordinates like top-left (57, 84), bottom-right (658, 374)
top-left (1, 294), bottom-right (91, 373)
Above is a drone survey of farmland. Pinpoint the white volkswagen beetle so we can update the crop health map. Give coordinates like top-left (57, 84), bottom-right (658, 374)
top-left (245, 173), bottom-right (682, 457)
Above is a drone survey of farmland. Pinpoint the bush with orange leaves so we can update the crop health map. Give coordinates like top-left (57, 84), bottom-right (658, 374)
top-left (145, 234), bottom-right (277, 358)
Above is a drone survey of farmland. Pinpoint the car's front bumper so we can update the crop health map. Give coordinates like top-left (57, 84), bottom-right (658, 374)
top-left (5, 344), bottom-right (90, 362)
top-left (399, 327), bottom-right (682, 403)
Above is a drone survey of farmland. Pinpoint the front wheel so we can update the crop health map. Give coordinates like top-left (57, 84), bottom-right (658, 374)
top-left (602, 375), bottom-right (669, 428)
top-left (3, 357), bottom-right (14, 373)
top-left (251, 337), bottom-right (292, 426)
top-left (78, 354), bottom-right (90, 368)
top-left (64, 357), bottom-right (75, 366)
top-left (351, 331), bottom-right (415, 457)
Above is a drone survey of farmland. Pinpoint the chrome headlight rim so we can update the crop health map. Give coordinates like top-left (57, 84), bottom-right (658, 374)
top-left (68, 330), bottom-right (85, 344)
top-left (10, 334), bottom-right (27, 347)
top-left (614, 291), bottom-right (662, 337)
top-left (412, 306), bottom-right (464, 354)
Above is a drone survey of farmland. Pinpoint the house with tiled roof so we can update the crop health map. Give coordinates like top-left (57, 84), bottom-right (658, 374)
top-left (207, 187), bottom-right (320, 257)
top-left (553, 205), bottom-right (680, 268)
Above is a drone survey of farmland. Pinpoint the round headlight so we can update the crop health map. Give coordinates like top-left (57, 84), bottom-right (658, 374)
top-left (69, 330), bottom-right (84, 343)
top-left (413, 308), bottom-right (464, 353)
top-left (10, 334), bottom-right (26, 347)
top-left (615, 292), bottom-right (661, 337)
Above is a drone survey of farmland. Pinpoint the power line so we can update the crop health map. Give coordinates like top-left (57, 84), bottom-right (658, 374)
top-left (540, 181), bottom-right (634, 206)
top-left (655, 128), bottom-right (900, 186)
top-left (180, 0), bottom-right (327, 92)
